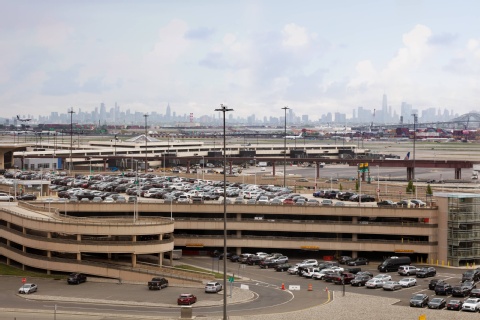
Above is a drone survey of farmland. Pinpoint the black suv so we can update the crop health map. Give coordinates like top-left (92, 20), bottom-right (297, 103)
top-left (435, 282), bottom-right (453, 295)
top-left (67, 273), bottom-right (87, 285)
top-left (462, 270), bottom-right (480, 282)
top-left (416, 267), bottom-right (436, 278)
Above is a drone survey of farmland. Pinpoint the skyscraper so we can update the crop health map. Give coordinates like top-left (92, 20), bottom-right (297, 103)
top-left (382, 94), bottom-right (388, 123)
top-left (166, 103), bottom-right (171, 119)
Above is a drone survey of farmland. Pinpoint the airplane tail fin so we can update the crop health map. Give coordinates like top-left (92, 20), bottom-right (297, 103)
top-left (404, 152), bottom-right (410, 160)
top-left (16, 115), bottom-right (19, 120)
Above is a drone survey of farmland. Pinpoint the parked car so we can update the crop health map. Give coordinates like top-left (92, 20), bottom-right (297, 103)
top-left (446, 299), bottom-right (463, 311)
top-left (0, 192), bottom-right (14, 202)
top-left (377, 200), bottom-right (397, 207)
top-left (383, 281), bottom-right (402, 291)
top-left (205, 281), bottom-right (222, 293)
top-left (272, 256), bottom-right (289, 264)
top-left (461, 298), bottom-right (480, 312)
top-left (435, 282), bottom-right (453, 295)
top-left (350, 275), bottom-right (371, 287)
top-left (275, 263), bottom-right (292, 272)
top-left (18, 283), bottom-right (38, 294)
top-left (338, 256), bottom-right (353, 264)
top-left (246, 256), bottom-right (263, 265)
top-left (347, 257), bottom-right (369, 266)
top-left (462, 270), bottom-right (480, 282)
top-left (429, 279), bottom-right (445, 290)
top-left (451, 285), bottom-right (470, 297)
top-left (67, 273), bottom-right (87, 285)
top-left (470, 289), bottom-right (480, 298)
top-left (398, 277), bottom-right (417, 287)
top-left (16, 194), bottom-right (37, 201)
top-left (410, 293), bottom-right (429, 308)
top-left (397, 199), bottom-right (415, 208)
top-left (321, 199), bottom-right (333, 206)
top-left (259, 260), bottom-right (278, 269)
top-left (334, 201), bottom-right (345, 206)
top-left (287, 265), bottom-right (299, 275)
top-left (373, 274), bottom-right (392, 282)
top-left (332, 273), bottom-right (355, 285)
top-left (416, 267), bottom-right (436, 278)
top-left (411, 199), bottom-right (426, 207)
top-left (428, 297), bottom-right (446, 309)
top-left (306, 199), bottom-right (320, 206)
top-left (461, 280), bottom-right (476, 291)
top-left (177, 293), bottom-right (197, 305)
top-left (365, 279), bottom-right (385, 289)
top-left (398, 265), bottom-right (417, 276)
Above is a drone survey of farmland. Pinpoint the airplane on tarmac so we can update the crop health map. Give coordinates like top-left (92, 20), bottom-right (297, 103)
top-left (285, 132), bottom-right (304, 140)
top-left (17, 115), bottom-right (31, 122)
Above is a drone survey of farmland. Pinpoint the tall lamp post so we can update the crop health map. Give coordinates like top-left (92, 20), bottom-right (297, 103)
top-left (411, 113), bottom-right (417, 180)
top-left (214, 103), bottom-right (233, 320)
top-left (68, 108), bottom-right (75, 174)
top-left (282, 106), bottom-right (289, 188)
top-left (144, 114), bottom-right (149, 173)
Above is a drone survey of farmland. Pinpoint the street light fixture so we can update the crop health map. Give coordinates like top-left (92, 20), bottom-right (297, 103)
top-left (214, 103), bottom-right (233, 320)
top-left (68, 108), bottom-right (75, 174)
top-left (282, 106), bottom-right (289, 188)
top-left (411, 113), bottom-right (417, 180)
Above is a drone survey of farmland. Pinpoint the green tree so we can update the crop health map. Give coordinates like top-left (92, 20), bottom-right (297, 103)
top-left (339, 183), bottom-right (343, 191)
top-left (355, 180), bottom-right (359, 192)
top-left (406, 180), bottom-right (416, 193)
top-left (426, 184), bottom-right (433, 195)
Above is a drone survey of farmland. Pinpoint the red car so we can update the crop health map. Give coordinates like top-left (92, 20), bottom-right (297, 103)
top-left (283, 198), bottom-right (294, 205)
top-left (177, 293), bottom-right (197, 305)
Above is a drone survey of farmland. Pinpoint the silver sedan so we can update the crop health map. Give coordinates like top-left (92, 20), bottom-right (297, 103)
top-left (383, 281), bottom-right (402, 291)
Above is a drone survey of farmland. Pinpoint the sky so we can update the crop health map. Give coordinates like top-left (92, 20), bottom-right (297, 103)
top-left (1, 0), bottom-right (480, 120)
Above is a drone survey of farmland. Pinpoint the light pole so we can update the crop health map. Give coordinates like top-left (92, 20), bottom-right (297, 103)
top-left (411, 113), bottom-right (417, 180)
top-left (282, 106), bottom-right (289, 188)
top-left (314, 162), bottom-right (317, 191)
top-left (202, 155), bottom-right (205, 180)
top-left (144, 114), bottom-right (149, 173)
top-left (415, 178), bottom-right (418, 199)
top-left (68, 108), bottom-right (75, 174)
top-left (330, 177), bottom-right (332, 190)
top-left (214, 103), bottom-right (233, 320)
top-left (134, 160), bottom-right (139, 222)
top-left (254, 156), bottom-right (256, 185)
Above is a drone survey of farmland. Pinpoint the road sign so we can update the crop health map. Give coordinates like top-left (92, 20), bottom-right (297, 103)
top-left (229, 276), bottom-right (234, 283)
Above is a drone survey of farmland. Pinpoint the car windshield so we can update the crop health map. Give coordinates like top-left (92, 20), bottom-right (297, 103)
top-left (449, 300), bottom-right (460, 303)
top-left (431, 298), bottom-right (442, 303)
top-left (412, 295), bottom-right (423, 300)
top-left (465, 299), bottom-right (477, 303)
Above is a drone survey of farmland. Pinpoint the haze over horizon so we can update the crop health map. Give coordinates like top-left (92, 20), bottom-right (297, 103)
top-left (2, 0), bottom-right (480, 119)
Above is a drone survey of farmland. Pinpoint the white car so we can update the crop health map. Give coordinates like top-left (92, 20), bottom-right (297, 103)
top-left (366, 279), bottom-right (385, 289)
top-left (298, 259), bottom-right (318, 269)
top-left (461, 298), bottom-right (480, 312)
top-left (287, 266), bottom-right (299, 275)
top-left (399, 277), bottom-right (417, 287)
top-left (373, 274), bottom-right (392, 281)
top-left (0, 193), bottom-right (14, 202)
top-left (18, 283), bottom-right (38, 294)
top-left (204, 281), bottom-right (222, 293)
top-left (398, 265), bottom-right (418, 276)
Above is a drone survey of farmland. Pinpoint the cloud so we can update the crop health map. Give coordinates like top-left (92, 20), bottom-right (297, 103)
top-left (282, 23), bottom-right (309, 47)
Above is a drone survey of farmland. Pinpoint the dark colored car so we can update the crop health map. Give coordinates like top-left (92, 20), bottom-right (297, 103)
top-left (246, 256), bottom-right (263, 265)
top-left (462, 270), bottom-right (480, 282)
top-left (333, 273), bottom-right (355, 285)
top-left (350, 275), bottom-right (372, 287)
top-left (428, 297), bottom-right (446, 309)
top-left (461, 280), bottom-right (476, 291)
top-left (177, 293), bottom-right (197, 305)
top-left (377, 200), bottom-right (397, 207)
top-left (416, 267), bottom-right (436, 278)
top-left (16, 194), bottom-right (37, 201)
top-left (259, 260), bottom-right (278, 269)
top-left (229, 254), bottom-right (240, 262)
top-left (410, 293), bottom-right (429, 308)
top-left (76, 191), bottom-right (95, 201)
top-left (470, 289), bottom-right (480, 298)
top-left (452, 285), bottom-right (470, 297)
top-left (429, 279), bottom-right (445, 290)
top-left (67, 273), bottom-right (87, 285)
top-left (338, 256), bottom-right (353, 264)
top-left (324, 272), bottom-right (341, 282)
top-left (435, 283), bottom-right (453, 295)
top-left (347, 257), bottom-right (369, 266)
top-left (275, 263), bottom-right (292, 272)
top-left (446, 299), bottom-right (463, 311)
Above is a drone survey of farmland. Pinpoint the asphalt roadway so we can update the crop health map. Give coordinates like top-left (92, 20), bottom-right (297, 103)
top-left (1, 257), bottom-right (479, 320)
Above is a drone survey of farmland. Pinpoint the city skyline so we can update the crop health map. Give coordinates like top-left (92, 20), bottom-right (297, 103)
top-left (2, 1), bottom-right (480, 119)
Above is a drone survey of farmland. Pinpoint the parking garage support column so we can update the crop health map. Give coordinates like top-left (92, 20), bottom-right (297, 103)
top-left (316, 162), bottom-right (320, 179)
top-left (158, 252), bottom-right (163, 266)
top-left (407, 167), bottom-right (413, 181)
top-left (132, 254), bottom-right (137, 267)
top-left (229, 161), bottom-right (233, 174)
top-left (186, 161), bottom-right (190, 173)
top-left (455, 168), bottom-right (461, 179)
top-left (272, 162), bottom-right (276, 176)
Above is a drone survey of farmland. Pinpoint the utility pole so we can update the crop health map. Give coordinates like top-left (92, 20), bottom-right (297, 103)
top-left (144, 114), bottom-right (149, 173)
top-left (282, 106), bottom-right (289, 188)
top-left (68, 108), bottom-right (75, 174)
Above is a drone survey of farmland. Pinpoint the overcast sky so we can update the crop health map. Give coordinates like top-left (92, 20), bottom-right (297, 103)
top-left (1, 0), bottom-right (479, 120)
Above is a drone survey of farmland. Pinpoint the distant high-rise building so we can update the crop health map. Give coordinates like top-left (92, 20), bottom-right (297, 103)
top-left (382, 94), bottom-right (388, 123)
top-left (166, 104), bottom-right (171, 119)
